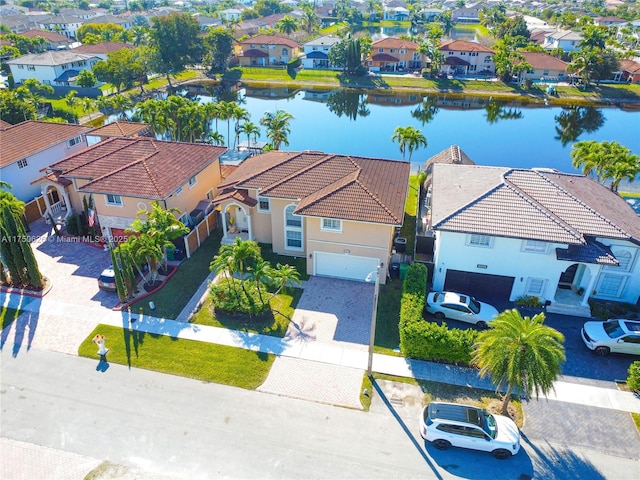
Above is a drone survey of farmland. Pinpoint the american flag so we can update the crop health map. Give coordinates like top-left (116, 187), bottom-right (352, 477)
top-left (88, 209), bottom-right (95, 227)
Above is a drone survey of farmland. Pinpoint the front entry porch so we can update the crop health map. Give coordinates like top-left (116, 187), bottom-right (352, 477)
top-left (546, 287), bottom-right (592, 317)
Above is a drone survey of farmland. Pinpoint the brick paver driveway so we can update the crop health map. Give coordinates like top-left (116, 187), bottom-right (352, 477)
top-left (28, 219), bottom-right (116, 308)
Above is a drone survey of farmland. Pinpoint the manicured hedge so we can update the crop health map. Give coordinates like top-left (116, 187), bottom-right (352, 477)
top-left (398, 263), bottom-right (478, 365)
top-left (628, 361), bottom-right (640, 392)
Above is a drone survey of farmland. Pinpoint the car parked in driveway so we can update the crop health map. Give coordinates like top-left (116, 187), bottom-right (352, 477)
top-left (425, 291), bottom-right (499, 328)
top-left (581, 319), bottom-right (640, 356)
top-left (420, 402), bottom-right (521, 459)
top-left (97, 266), bottom-right (116, 292)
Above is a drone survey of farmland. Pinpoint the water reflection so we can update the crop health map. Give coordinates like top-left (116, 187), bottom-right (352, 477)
top-left (554, 106), bottom-right (606, 146)
top-left (485, 100), bottom-right (524, 124)
top-left (411, 97), bottom-right (440, 126)
top-left (326, 90), bottom-right (370, 120)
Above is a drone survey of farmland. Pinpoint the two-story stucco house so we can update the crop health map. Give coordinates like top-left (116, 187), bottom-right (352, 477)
top-left (302, 35), bottom-right (341, 69)
top-left (518, 51), bottom-right (569, 81)
top-left (439, 40), bottom-right (495, 75)
top-left (7, 50), bottom-right (100, 86)
top-left (38, 14), bottom-right (85, 39)
top-left (215, 151), bottom-right (411, 284)
top-left (542, 30), bottom-right (583, 53)
top-left (35, 138), bottom-right (227, 250)
top-left (427, 164), bottom-right (640, 316)
top-left (367, 38), bottom-right (424, 72)
top-left (0, 121), bottom-right (91, 204)
top-left (235, 34), bottom-right (301, 66)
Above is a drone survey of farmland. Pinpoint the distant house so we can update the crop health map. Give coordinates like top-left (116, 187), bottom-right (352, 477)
top-left (38, 14), bottom-right (85, 39)
top-left (1, 13), bottom-right (48, 34)
top-left (593, 16), bottom-right (626, 27)
top-left (219, 8), bottom-right (242, 22)
top-left (235, 34), bottom-right (301, 66)
top-left (427, 164), bottom-right (640, 315)
top-left (439, 39), bottom-right (495, 75)
top-left (542, 30), bottom-right (583, 53)
top-left (233, 13), bottom-right (296, 37)
top-left (20, 29), bottom-right (74, 50)
top-left (367, 37), bottom-right (425, 72)
top-left (0, 121), bottom-right (91, 203)
top-left (518, 52), bottom-right (569, 81)
top-left (7, 50), bottom-right (100, 86)
top-left (302, 35), bottom-right (341, 69)
top-left (71, 41), bottom-right (132, 60)
top-left (452, 6), bottom-right (481, 24)
top-left (215, 151), bottom-right (410, 284)
top-left (383, 6), bottom-right (410, 21)
top-left (58, 7), bottom-right (108, 20)
top-left (618, 59), bottom-right (640, 84)
top-left (84, 14), bottom-right (133, 30)
top-left (36, 138), bottom-right (227, 249)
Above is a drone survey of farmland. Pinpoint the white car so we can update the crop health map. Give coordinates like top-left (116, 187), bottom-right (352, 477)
top-left (420, 402), bottom-right (521, 459)
top-left (425, 291), bottom-right (499, 328)
top-left (581, 319), bottom-right (640, 356)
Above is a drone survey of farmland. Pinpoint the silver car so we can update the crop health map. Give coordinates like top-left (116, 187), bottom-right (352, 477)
top-left (581, 319), bottom-right (640, 356)
top-left (425, 291), bottom-right (499, 328)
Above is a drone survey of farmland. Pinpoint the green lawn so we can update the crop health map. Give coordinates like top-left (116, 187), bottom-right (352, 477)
top-left (78, 325), bottom-right (274, 389)
top-left (1, 306), bottom-right (21, 330)
top-left (191, 287), bottom-right (302, 337)
top-left (374, 278), bottom-right (404, 355)
top-left (134, 230), bottom-right (223, 319)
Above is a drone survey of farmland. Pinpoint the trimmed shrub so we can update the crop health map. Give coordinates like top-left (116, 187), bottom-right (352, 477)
top-left (628, 361), bottom-right (640, 392)
top-left (398, 262), bottom-right (478, 365)
top-left (210, 279), bottom-right (270, 316)
top-left (65, 213), bottom-right (80, 236)
top-left (515, 295), bottom-right (542, 308)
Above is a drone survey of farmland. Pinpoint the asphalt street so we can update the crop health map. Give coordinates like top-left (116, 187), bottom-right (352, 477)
top-left (2, 347), bottom-right (640, 480)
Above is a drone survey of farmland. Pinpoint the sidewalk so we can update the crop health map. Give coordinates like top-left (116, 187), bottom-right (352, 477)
top-left (2, 290), bottom-right (638, 414)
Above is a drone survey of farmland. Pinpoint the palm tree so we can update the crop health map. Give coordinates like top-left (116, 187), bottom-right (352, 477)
top-left (260, 110), bottom-right (294, 150)
top-left (239, 121), bottom-right (261, 149)
top-left (391, 126), bottom-right (427, 161)
top-left (207, 131), bottom-right (226, 146)
top-left (232, 105), bottom-right (250, 149)
top-left (571, 140), bottom-right (605, 182)
top-left (268, 263), bottom-right (301, 298)
top-left (473, 309), bottom-right (565, 414)
top-left (302, 5), bottom-right (318, 34)
top-left (275, 16), bottom-right (298, 37)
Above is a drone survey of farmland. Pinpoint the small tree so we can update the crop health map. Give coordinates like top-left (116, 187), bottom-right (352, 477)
top-left (627, 361), bottom-right (640, 392)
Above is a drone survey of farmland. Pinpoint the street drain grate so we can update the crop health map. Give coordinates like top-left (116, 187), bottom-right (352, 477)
top-left (389, 397), bottom-right (404, 407)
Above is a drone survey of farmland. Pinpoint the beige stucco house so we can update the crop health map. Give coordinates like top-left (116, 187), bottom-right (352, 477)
top-left (215, 151), bottom-right (411, 283)
top-left (234, 34), bottom-right (301, 67)
top-left (35, 137), bottom-right (227, 249)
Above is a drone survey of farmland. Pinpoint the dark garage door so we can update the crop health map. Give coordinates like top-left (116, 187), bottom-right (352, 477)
top-left (443, 270), bottom-right (515, 303)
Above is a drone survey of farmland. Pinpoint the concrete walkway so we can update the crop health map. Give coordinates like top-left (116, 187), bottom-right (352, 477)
top-left (2, 290), bottom-right (638, 414)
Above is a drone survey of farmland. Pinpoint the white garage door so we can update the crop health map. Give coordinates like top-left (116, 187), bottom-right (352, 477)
top-left (314, 251), bottom-right (380, 282)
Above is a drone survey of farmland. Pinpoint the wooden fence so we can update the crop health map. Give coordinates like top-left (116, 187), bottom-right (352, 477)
top-left (24, 196), bottom-right (47, 224)
top-left (182, 209), bottom-right (218, 259)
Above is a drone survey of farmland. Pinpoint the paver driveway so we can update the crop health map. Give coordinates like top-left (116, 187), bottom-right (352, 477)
top-left (28, 219), bottom-right (115, 308)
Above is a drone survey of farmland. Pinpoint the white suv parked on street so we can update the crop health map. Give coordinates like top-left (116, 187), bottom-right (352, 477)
top-left (420, 402), bottom-right (521, 459)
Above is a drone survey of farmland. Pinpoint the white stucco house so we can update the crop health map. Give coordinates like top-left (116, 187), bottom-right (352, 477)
top-left (427, 164), bottom-right (640, 316)
top-left (301, 35), bottom-right (341, 69)
top-left (0, 121), bottom-right (91, 204)
top-left (7, 50), bottom-right (100, 86)
top-left (542, 30), bottom-right (584, 53)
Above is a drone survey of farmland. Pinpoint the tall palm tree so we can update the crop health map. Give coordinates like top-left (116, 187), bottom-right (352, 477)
top-left (268, 263), bottom-right (301, 298)
top-left (260, 110), bottom-right (294, 150)
top-left (571, 140), bottom-right (605, 182)
top-left (232, 105), bottom-right (250, 149)
top-left (391, 126), bottom-right (427, 161)
top-left (207, 131), bottom-right (226, 146)
top-left (473, 309), bottom-right (565, 414)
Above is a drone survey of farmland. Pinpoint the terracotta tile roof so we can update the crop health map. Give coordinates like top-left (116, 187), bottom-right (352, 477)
top-left (30, 170), bottom-right (72, 188)
top-left (242, 49), bottom-right (269, 58)
top-left (45, 137), bottom-right (226, 200)
top-left (431, 164), bottom-right (640, 245)
top-left (372, 53), bottom-right (400, 62)
top-left (219, 151), bottom-right (410, 225)
top-left (72, 42), bottom-right (131, 55)
top-left (88, 121), bottom-right (151, 138)
top-left (0, 119), bottom-right (12, 130)
top-left (220, 164), bottom-right (238, 179)
top-left (240, 34), bottom-right (300, 49)
top-left (20, 29), bottom-right (71, 42)
top-left (519, 52), bottom-right (568, 70)
top-left (439, 40), bottom-right (494, 53)
top-left (215, 188), bottom-right (257, 207)
top-left (372, 38), bottom-right (419, 49)
top-left (0, 121), bottom-right (91, 168)
top-left (620, 59), bottom-right (640, 74)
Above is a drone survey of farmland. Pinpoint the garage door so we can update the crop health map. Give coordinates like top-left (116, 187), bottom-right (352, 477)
top-left (314, 252), bottom-right (380, 282)
top-left (443, 270), bottom-right (515, 302)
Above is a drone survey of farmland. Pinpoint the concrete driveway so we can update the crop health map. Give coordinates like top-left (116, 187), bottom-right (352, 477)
top-left (27, 218), bottom-right (116, 308)
top-left (258, 277), bottom-right (375, 408)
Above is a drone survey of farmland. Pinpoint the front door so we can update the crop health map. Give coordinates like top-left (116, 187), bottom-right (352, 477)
top-left (235, 207), bottom-right (247, 231)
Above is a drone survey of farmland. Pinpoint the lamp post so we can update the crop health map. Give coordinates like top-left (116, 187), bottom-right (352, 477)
top-left (367, 264), bottom-right (382, 376)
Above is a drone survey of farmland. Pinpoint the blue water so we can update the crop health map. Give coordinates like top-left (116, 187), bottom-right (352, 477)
top-left (233, 90), bottom-right (640, 177)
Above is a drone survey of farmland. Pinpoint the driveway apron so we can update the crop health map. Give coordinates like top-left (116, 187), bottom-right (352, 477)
top-left (258, 277), bottom-right (374, 408)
